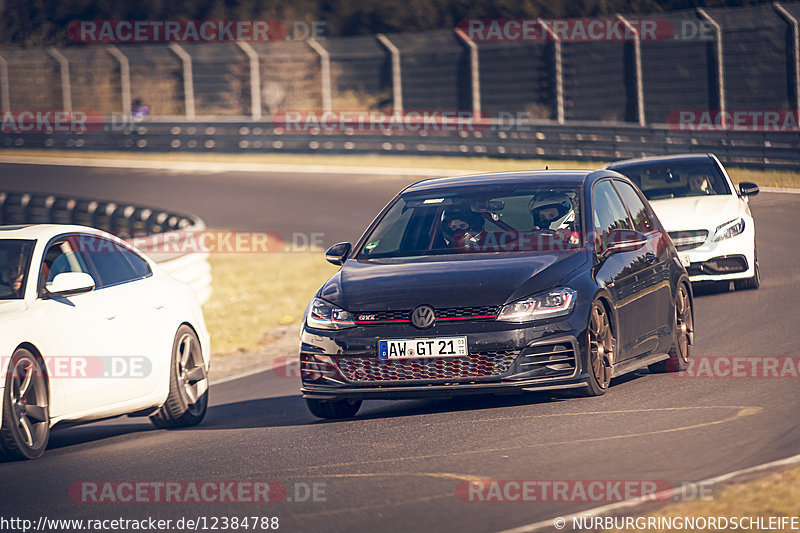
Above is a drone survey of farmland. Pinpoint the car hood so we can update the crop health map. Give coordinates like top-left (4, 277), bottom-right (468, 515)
top-left (318, 251), bottom-right (588, 311)
top-left (650, 195), bottom-right (743, 232)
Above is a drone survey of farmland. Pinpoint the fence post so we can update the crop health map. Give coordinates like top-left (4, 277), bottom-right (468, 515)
top-left (106, 45), bottom-right (131, 117)
top-left (307, 39), bottom-right (332, 112)
top-left (697, 8), bottom-right (726, 126)
top-left (537, 20), bottom-right (564, 123)
top-left (455, 28), bottom-right (481, 115)
top-left (236, 42), bottom-right (263, 120)
top-left (377, 34), bottom-right (403, 113)
top-left (169, 43), bottom-right (196, 119)
top-left (775, 2), bottom-right (800, 118)
top-left (48, 47), bottom-right (72, 112)
top-left (0, 52), bottom-right (9, 111)
top-left (616, 14), bottom-right (645, 126)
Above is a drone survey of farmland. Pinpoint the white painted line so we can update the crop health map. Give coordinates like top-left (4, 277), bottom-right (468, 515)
top-left (0, 154), bottom-right (465, 177)
top-left (496, 451), bottom-right (800, 533)
top-left (761, 186), bottom-right (800, 194)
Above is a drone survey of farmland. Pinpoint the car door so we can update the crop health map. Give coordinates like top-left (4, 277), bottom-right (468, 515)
top-left (591, 180), bottom-right (652, 361)
top-left (612, 179), bottom-right (674, 355)
top-left (76, 234), bottom-right (170, 403)
top-left (29, 236), bottom-right (120, 416)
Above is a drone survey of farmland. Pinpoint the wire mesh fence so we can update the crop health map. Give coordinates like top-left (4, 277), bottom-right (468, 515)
top-left (0, 3), bottom-right (798, 126)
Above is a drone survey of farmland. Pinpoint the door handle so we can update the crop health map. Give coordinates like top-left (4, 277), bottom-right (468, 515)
top-left (154, 302), bottom-right (166, 310)
top-left (644, 252), bottom-right (657, 263)
top-left (104, 312), bottom-right (117, 321)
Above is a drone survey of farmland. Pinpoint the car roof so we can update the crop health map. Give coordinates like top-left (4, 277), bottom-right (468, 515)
top-left (0, 224), bottom-right (107, 241)
top-left (605, 153), bottom-right (713, 169)
top-left (402, 170), bottom-right (607, 194)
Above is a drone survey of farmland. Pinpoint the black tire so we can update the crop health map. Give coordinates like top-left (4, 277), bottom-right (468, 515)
top-left (734, 257), bottom-right (760, 291)
top-left (306, 398), bottom-right (362, 419)
top-left (649, 283), bottom-right (694, 373)
top-left (150, 326), bottom-right (209, 429)
top-left (0, 348), bottom-right (50, 460)
top-left (583, 300), bottom-right (614, 396)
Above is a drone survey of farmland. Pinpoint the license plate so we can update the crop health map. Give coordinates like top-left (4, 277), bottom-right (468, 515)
top-left (378, 336), bottom-right (467, 360)
top-left (680, 254), bottom-right (692, 267)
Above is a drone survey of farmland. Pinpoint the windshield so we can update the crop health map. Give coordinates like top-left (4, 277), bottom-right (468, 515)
top-left (611, 161), bottom-right (731, 201)
top-left (357, 186), bottom-right (583, 258)
top-left (0, 239), bottom-right (35, 300)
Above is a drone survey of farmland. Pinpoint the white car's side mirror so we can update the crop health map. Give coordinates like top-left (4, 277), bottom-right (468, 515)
top-left (47, 272), bottom-right (96, 297)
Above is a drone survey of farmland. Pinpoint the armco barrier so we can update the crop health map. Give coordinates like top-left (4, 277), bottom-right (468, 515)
top-left (0, 192), bottom-right (212, 304)
top-left (1, 118), bottom-right (799, 171)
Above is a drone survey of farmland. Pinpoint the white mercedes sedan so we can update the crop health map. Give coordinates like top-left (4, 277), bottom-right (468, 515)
top-left (0, 225), bottom-right (210, 460)
top-left (606, 153), bottom-right (760, 290)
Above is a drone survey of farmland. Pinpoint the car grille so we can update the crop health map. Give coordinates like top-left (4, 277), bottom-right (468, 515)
top-left (668, 230), bottom-right (708, 251)
top-left (335, 350), bottom-right (517, 383)
top-left (354, 305), bottom-right (501, 325)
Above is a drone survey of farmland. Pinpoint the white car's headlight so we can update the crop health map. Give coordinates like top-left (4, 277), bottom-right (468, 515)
top-left (712, 218), bottom-right (745, 242)
top-left (497, 287), bottom-right (577, 323)
top-left (306, 298), bottom-right (355, 330)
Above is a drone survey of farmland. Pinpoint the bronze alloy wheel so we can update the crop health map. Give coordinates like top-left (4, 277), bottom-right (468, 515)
top-left (588, 301), bottom-right (613, 390)
top-left (674, 284), bottom-right (693, 366)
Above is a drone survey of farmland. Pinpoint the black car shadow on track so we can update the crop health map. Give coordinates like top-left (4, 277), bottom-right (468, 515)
top-left (200, 374), bottom-right (649, 430)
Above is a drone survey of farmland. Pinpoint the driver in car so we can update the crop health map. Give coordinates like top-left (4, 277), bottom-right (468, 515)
top-left (529, 192), bottom-right (575, 230)
top-left (688, 172), bottom-right (714, 195)
top-left (0, 253), bottom-right (25, 298)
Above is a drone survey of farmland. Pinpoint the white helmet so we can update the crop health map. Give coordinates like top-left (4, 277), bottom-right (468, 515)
top-left (528, 191), bottom-right (575, 230)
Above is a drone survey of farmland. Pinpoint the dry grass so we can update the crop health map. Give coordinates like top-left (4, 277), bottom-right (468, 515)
top-left (203, 251), bottom-right (336, 355)
top-left (612, 467), bottom-right (800, 532)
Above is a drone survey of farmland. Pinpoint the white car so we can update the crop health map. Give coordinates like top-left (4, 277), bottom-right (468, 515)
top-left (606, 154), bottom-right (759, 290)
top-left (0, 225), bottom-right (210, 460)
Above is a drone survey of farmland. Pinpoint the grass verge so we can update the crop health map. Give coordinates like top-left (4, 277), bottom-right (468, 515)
top-left (203, 252), bottom-right (336, 356)
top-left (2, 149), bottom-right (799, 188)
top-left (613, 466), bottom-right (800, 532)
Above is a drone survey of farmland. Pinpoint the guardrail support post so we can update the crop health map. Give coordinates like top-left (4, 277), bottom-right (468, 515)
top-left (0, 52), bottom-right (10, 111)
top-left (455, 28), bottom-right (481, 115)
top-left (48, 47), bottom-right (72, 112)
top-left (538, 20), bottom-right (564, 123)
top-left (617, 14), bottom-right (646, 126)
top-left (237, 41), bottom-right (263, 120)
top-left (169, 43), bottom-right (196, 120)
top-left (697, 8), bottom-right (726, 126)
top-left (377, 34), bottom-right (403, 114)
top-left (307, 39), bottom-right (332, 112)
top-left (106, 45), bottom-right (132, 117)
top-left (775, 2), bottom-right (800, 118)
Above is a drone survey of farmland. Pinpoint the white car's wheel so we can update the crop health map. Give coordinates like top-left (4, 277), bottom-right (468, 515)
top-left (150, 326), bottom-right (208, 429)
top-left (0, 349), bottom-right (50, 460)
top-left (734, 249), bottom-right (760, 291)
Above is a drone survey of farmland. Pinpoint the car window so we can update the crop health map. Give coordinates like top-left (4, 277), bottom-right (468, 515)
top-left (357, 186), bottom-right (583, 258)
top-left (0, 239), bottom-right (35, 300)
top-left (592, 180), bottom-right (632, 245)
top-left (73, 235), bottom-right (151, 288)
top-left (40, 239), bottom-right (92, 292)
top-left (609, 161), bottom-right (731, 200)
top-left (612, 180), bottom-right (655, 233)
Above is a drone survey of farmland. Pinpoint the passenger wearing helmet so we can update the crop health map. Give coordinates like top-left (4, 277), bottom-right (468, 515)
top-left (441, 207), bottom-right (484, 247)
top-left (529, 192), bottom-right (575, 231)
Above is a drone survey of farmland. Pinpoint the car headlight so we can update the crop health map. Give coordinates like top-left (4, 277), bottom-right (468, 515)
top-left (497, 287), bottom-right (577, 323)
top-left (306, 297), bottom-right (356, 330)
top-left (712, 218), bottom-right (745, 242)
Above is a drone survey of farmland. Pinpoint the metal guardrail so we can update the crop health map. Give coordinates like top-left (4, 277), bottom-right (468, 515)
top-left (0, 191), bottom-right (212, 304)
top-left (1, 119), bottom-right (799, 171)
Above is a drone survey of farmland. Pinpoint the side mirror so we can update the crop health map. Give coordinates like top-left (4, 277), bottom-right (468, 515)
top-left (46, 272), bottom-right (95, 297)
top-left (739, 182), bottom-right (759, 197)
top-left (325, 242), bottom-right (352, 266)
top-left (601, 229), bottom-right (647, 258)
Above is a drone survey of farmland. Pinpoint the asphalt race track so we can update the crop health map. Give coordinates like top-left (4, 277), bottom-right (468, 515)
top-left (1, 162), bottom-right (799, 532)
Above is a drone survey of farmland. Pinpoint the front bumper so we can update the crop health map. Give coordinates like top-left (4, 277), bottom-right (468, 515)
top-left (675, 229), bottom-right (755, 282)
top-left (300, 318), bottom-right (590, 400)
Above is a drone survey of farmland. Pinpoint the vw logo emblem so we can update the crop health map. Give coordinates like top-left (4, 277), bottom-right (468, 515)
top-left (411, 305), bottom-right (436, 329)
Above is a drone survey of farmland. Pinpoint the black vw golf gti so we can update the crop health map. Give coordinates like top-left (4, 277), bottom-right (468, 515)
top-left (300, 170), bottom-right (694, 418)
